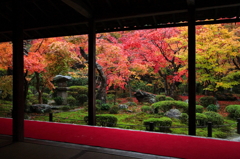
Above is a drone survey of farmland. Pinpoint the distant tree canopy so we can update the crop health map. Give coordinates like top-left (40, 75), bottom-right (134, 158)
top-left (0, 23), bottom-right (240, 102)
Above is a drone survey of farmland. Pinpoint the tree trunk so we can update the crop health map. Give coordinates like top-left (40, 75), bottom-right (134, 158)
top-left (24, 71), bottom-right (30, 110)
top-left (80, 47), bottom-right (107, 104)
top-left (35, 72), bottom-right (43, 104)
top-left (96, 63), bottom-right (107, 103)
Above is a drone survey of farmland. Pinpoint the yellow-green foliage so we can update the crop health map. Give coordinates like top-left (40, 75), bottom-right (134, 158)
top-left (0, 75), bottom-right (12, 99)
top-left (143, 117), bottom-right (172, 132)
top-left (152, 101), bottom-right (188, 113)
top-left (225, 105), bottom-right (240, 119)
top-left (84, 114), bottom-right (118, 127)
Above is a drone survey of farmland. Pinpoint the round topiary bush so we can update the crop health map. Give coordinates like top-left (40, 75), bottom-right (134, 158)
top-left (165, 97), bottom-right (175, 101)
top-left (67, 96), bottom-right (76, 106)
top-left (100, 103), bottom-right (111, 110)
top-left (78, 94), bottom-right (88, 105)
top-left (109, 106), bottom-right (119, 114)
top-left (179, 113), bottom-right (208, 126)
top-left (67, 86), bottom-right (88, 105)
top-left (225, 105), bottom-right (240, 119)
top-left (152, 101), bottom-right (188, 113)
top-left (143, 117), bottom-right (172, 132)
top-left (155, 95), bottom-right (166, 102)
top-left (84, 114), bottom-right (118, 127)
top-left (42, 97), bottom-right (48, 104)
top-left (199, 96), bottom-right (216, 107)
top-left (207, 104), bottom-right (218, 112)
top-left (196, 105), bottom-right (204, 113)
top-left (196, 113), bottom-right (207, 126)
top-left (203, 111), bottom-right (224, 125)
top-left (54, 96), bottom-right (63, 105)
top-left (179, 113), bottom-right (188, 124)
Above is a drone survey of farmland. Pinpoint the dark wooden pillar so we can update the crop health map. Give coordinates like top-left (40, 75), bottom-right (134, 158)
top-left (187, 0), bottom-right (196, 135)
top-left (12, 0), bottom-right (25, 142)
top-left (88, 19), bottom-right (96, 125)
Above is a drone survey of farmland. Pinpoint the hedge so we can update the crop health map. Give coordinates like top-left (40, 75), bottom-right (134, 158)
top-left (203, 111), bottom-right (224, 125)
top-left (143, 117), bottom-right (172, 132)
top-left (152, 101), bottom-right (188, 113)
top-left (225, 105), bottom-right (240, 119)
top-left (199, 96), bottom-right (216, 107)
top-left (196, 105), bottom-right (204, 113)
top-left (68, 86), bottom-right (88, 105)
top-left (196, 113), bottom-right (207, 126)
top-left (155, 95), bottom-right (175, 102)
top-left (84, 114), bottom-right (117, 127)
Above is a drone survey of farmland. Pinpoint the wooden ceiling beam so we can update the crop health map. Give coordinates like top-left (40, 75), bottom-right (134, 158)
top-left (62, 0), bottom-right (92, 18)
top-left (96, 3), bottom-right (240, 22)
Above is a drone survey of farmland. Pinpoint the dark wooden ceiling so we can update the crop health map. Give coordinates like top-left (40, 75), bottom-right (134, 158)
top-left (0, 0), bottom-right (240, 42)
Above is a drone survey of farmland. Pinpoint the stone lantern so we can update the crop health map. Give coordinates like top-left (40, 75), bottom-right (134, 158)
top-left (53, 75), bottom-right (72, 105)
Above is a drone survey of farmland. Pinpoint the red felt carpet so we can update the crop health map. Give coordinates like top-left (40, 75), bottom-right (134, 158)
top-left (1, 117), bottom-right (240, 159)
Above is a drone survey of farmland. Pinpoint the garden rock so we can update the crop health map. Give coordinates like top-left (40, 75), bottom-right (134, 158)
top-left (134, 90), bottom-right (156, 103)
top-left (118, 104), bottom-right (128, 109)
top-left (30, 104), bottom-right (52, 113)
top-left (165, 109), bottom-right (181, 119)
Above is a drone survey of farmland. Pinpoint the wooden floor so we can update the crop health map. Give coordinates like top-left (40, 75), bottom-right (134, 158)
top-left (0, 135), bottom-right (177, 159)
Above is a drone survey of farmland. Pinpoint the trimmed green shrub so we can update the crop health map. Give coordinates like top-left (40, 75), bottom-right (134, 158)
top-left (67, 96), bottom-right (76, 106)
top-left (199, 96), bottom-right (216, 107)
top-left (78, 94), bottom-right (88, 105)
top-left (207, 104), bottom-right (218, 112)
top-left (225, 105), bottom-right (240, 119)
top-left (179, 113), bottom-right (188, 124)
top-left (143, 117), bottom-right (172, 132)
top-left (109, 106), bottom-right (119, 114)
top-left (68, 86), bottom-right (88, 105)
top-left (213, 131), bottom-right (227, 138)
top-left (165, 97), bottom-right (175, 101)
top-left (54, 96), bottom-right (63, 105)
top-left (203, 111), bottom-right (224, 125)
top-left (155, 95), bottom-right (166, 102)
top-left (141, 106), bottom-right (152, 113)
top-left (152, 101), bottom-right (188, 113)
top-left (196, 113), bottom-right (207, 126)
top-left (179, 113), bottom-right (207, 126)
top-left (100, 103), bottom-right (111, 110)
top-left (84, 114), bottom-right (118, 127)
top-left (196, 105), bottom-right (204, 113)
top-left (68, 86), bottom-right (88, 94)
top-left (67, 77), bottom-right (88, 87)
top-left (42, 97), bottom-right (48, 104)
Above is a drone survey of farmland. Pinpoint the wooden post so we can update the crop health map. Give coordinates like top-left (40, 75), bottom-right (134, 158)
top-left (88, 18), bottom-right (96, 125)
top-left (237, 118), bottom-right (240, 134)
top-left (149, 122), bottom-right (154, 131)
top-left (49, 113), bottom-right (53, 122)
top-left (12, 0), bottom-right (25, 142)
top-left (187, 0), bottom-right (196, 135)
top-left (207, 122), bottom-right (212, 137)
